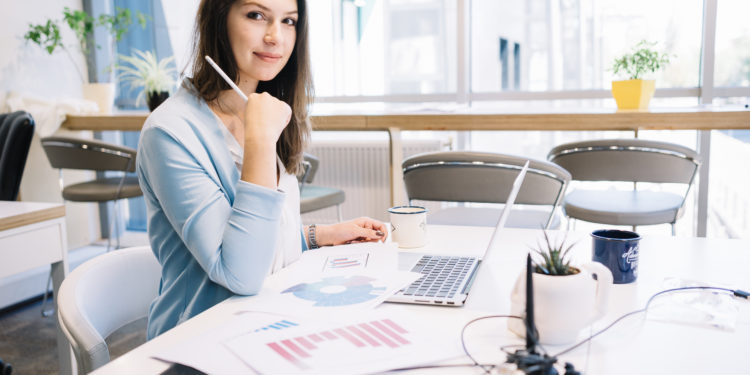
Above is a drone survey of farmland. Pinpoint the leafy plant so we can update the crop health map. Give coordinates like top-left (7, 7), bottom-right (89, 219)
top-left (117, 50), bottom-right (177, 106)
top-left (612, 40), bottom-right (671, 80)
top-left (23, 6), bottom-right (147, 83)
top-left (530, 230), bottom-right (579, 276)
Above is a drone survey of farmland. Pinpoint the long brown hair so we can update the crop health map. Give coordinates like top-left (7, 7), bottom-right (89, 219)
top-left (189, 0), bottom-right (313, 174)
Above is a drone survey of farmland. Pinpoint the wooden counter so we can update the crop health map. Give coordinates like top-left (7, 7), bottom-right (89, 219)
top-left (63, 107), bottom-right (750, 132)
top-left (61, 106), bottom-right (750, 237)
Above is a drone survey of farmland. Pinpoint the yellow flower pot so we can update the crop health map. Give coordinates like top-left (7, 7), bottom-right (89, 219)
top-left (611, 79), bottom-right (655, 110)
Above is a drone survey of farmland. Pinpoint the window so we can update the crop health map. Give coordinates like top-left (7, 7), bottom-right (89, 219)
top-left (310, 0), bottom-right (456, 97)
top-left (714, 0), bottom-right (750, 88)
top-left (471, 0), bottom-right (702, 93)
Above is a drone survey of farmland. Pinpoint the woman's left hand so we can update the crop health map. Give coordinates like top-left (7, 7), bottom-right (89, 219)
top-left (315, 217), bottom-right (388, 246)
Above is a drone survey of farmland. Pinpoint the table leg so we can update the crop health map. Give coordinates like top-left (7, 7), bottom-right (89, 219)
top-left (51, 260), bottom-right (75, 375)
top-left (696, 130), bottom-right (711, 237)
top-left (388, 127), bottom-right (407, 207)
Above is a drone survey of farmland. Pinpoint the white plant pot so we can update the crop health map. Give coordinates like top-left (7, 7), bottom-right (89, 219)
top-left (82, 83), bottom-right (116, 114)
top-left (508, 262), bottom-right (613, 345)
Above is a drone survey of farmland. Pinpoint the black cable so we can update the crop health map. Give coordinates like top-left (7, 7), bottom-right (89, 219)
top-left (369, 363), bottom-right (498, 373)
top-left (378, 314), bottom-right (522, 375)
top-left (461, 315), bottom-right (523, 374)
top-left (553, 286), bottom-right (736, 357)
top-left (376, 286), bottom-right (744, 374)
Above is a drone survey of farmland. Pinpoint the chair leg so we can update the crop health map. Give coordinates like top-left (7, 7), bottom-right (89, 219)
top-left (115, 200), bottom-right (122, 250)
top-left (671, 223), bottom-right (676, 236)
top-left (40, 271), bottom-right (54, 317)
top-left (336, 204), bottom-right (343, 222)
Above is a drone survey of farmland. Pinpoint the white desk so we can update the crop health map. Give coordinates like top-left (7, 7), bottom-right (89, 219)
top-left (0, 202), bottom-right (73, 375)
top-left (93, 226), bottom-right (750, 374)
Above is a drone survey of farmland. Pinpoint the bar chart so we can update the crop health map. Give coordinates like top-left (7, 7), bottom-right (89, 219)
top-left (324, 253), bottom-right (369, 270)
top-left (265, 318), bottom-right (410, 370)
top-left (254, 319), bottom-right (300, 332)
top-left (226, 314), bottom-right (456, 374)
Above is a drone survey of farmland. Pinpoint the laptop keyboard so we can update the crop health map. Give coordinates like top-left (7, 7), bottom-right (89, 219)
top-left (400, 255), bottom-right (477, 299)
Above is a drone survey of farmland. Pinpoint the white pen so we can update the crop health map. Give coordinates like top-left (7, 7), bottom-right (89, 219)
top-left (204, 55), bottom-right (248, 101)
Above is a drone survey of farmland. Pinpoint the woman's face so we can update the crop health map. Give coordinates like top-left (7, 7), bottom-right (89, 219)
top-left (226, 0), bottom-right (298, 86)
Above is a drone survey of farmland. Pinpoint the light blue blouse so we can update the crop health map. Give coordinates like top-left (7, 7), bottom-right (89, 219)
top-left (137, 81), bottom-right (304, 339)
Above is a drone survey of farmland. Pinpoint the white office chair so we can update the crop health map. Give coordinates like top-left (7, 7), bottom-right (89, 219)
top-left (57, 246), bottom-right (161, 374)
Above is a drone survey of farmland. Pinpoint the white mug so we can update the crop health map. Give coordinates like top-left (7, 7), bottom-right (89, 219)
top-left (388, 206), bottom-right (428, 248)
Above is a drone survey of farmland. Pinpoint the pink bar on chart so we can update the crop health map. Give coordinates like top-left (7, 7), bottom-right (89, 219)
top-left (295, 336), bottom-right (316, 350)
top-left (281, 339), bottom-right (311, 358)
top-left (382, 319), bottom-right (408, 334)
top-left (308, 333), bottom-right (324, 343)
top-left (334, 328), bottom-right (366, 347)
top-left (359, 323), bottom-right (398, 348)
top-left (346, 325), bottom-right (381, 347)
top-left (267, 342), bottom-right (309, 370)
top-left (321, 331), bottom-right (337, 340)
top-left (371, 320), bottom-right (410, 345)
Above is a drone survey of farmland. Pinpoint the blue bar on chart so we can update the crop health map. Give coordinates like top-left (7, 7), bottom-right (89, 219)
top-left (255, 319), bottom-right (300, 332)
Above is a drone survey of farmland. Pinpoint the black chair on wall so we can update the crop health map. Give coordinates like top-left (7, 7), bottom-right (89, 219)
top-left (0, 111), bottom-right (35, 201)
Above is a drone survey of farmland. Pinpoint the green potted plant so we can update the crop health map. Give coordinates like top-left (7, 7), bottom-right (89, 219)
top-left (23, 7), bottom-right (146, 113)
top-left (611, 40), bottom-right (671, 110)
top-left (117, 50), bottom-right (177, 111)
top-left (508, 231), bottom-right (613, 345)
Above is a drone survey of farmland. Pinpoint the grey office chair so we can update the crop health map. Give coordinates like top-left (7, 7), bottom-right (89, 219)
top-left (548, 139), bottom-right (701, 234)
top-left (57, 246), bottom-right (160, 374)
top-left (402, 151), bottom-right (571, 229)
top-left (40, 136), bottom-right (143, 316)
top-left (40, 136), bottom-right (142, 249)
top-left (299, 153), bottom-right (345, 221)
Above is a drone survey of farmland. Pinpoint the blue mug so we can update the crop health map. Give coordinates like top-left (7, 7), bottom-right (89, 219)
top-left (591, 229), bottom-right (640, 284)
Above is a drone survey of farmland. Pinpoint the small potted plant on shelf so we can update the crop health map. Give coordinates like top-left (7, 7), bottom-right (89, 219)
top-left (23, 7), bottom-right (146, 113)
top-left (508, 230), bottom-right (613, 345)
top-left (610, 40), bottom-right (671, 110)
top-left (117, 50), bottom-right (177, 111)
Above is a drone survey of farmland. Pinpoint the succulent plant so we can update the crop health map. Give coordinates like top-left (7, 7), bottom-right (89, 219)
top-left (531, 230), bottom-right (579, 276)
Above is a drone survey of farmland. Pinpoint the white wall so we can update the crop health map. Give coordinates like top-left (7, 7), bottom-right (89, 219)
top-left (160, 0), bottom-right (201, 75)
top-left (2, 0), bottom-right (101, 249)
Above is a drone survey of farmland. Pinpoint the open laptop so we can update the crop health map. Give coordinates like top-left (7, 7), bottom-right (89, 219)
top-left (387, 161), bottom-right (529, 306)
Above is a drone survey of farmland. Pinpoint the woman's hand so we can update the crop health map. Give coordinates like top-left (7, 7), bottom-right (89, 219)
top-left (240, 92), bottom-right (292, 188)
top-left (243, 92), bottom-right (292, 145)
top-left (314, 217), bottom-right (388, 247)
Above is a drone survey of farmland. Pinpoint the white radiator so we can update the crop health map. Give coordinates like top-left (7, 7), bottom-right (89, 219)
top-left (301, 139), bottom-right (444, 224)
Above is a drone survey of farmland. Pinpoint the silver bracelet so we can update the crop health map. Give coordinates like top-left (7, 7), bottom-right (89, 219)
top-left (308, 224), bottom-right (319, 249)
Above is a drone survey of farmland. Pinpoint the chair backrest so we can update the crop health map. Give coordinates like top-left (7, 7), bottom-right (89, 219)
top-left (547, 139), bottom-right (700, 184)
top-left (57, 246), bottom-right (161, 374)
top-left (40, 136), bottom-right (138, 173)
top-left (0, 111), bottom-right (35, 201)
top-left (298, 153), bottom-right (320, 184)
top-left (402, 151), bottom-right (571, 206)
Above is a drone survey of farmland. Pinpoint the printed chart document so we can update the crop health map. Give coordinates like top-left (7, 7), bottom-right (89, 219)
top-left (153, 312), bottom-right (315, 375)
top-left (240, 243), bottom-right (421, 316)
top-left (224, 311), bottom-right (463, 375)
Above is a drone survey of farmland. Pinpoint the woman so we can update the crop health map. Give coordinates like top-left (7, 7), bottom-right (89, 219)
top-left (137, 0), bottom-right (387, 339)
